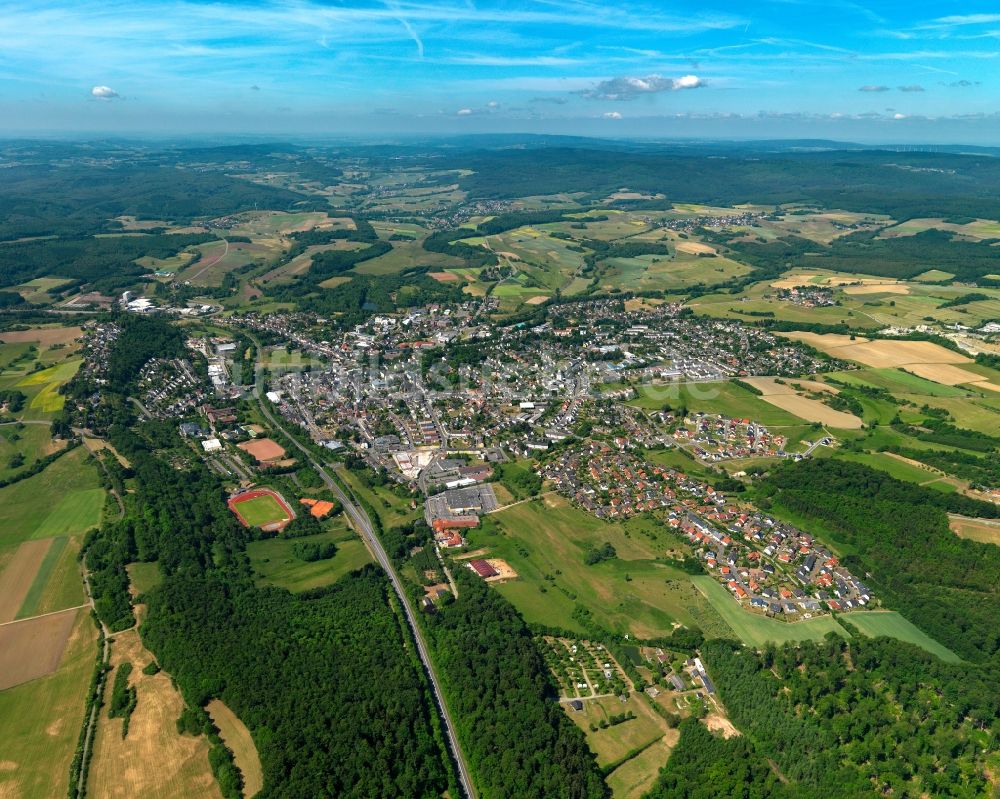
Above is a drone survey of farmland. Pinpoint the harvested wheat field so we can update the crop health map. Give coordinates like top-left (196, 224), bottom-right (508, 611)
top-left (841, 283), bottom-right (910, 295)
top-left (779, 333), bottom-right (969, 369)
top-left (87, 629), bottom-right (222, 799)
top-left (675, 241), bottom-right (716, 255)
top-left (741, 377), bottom-right (838, 396)
top-left (740, 376), bottom-right (860, 428)
top-left (0, 539), bottom-right (52, 622)
top-left (969, 380), bottom-right (1000, 393)
top-left (949, 515), bottom-right (1000, 546)
top-left (759, 394), bottom-right (861, 428)
top-left (524, 295), bottom-right (549, 305)
top-left (0, 326), bottom-right (82, 346)
top-left (207, 700), bottom-right (263, 798)
top-left (0, 607), bottom-right (78, 690)
top-left (903, 363), bottom-right (990, 386)
top-left (428, 271), bottom-right (461, 282)
top-left (779, 331), bottom-right (869, 349)
top-left (770, 274), bottom-right (819, 289)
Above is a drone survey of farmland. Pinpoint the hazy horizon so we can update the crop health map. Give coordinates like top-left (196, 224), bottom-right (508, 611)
top-left (3, 1), bottom-right (999, 143)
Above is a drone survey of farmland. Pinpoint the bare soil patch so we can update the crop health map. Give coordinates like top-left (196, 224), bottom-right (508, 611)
top-left (0, 607), bottom-right (77, 690)
top-left (0, 539), bottom-right (52, 622)
top-left (703, 713), bottom-right (741, 739)
top-left (483, 559), bottom-right (518, 581)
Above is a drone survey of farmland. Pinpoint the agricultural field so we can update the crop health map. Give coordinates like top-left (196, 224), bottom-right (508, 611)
top-left (568, 694), bottom-right (669, 768)
top-left (836, 452), bottom-right (959, 492)
top-left (0, 423), bottom-right (65, 482)
top-left (877, 217), bottom-right (1000, 241)
top-left (207, 699), bottom-right (263, 798)
top-left (176, 238), bottom-right (283, 287)
top-left (0, 446), bottom-right (105, 548)
top-left (845, 611), bottom-right (961, 663)
top-left (691, 576), bottom-right (850, 647)
top-left (247, 526), bottom-right (372, 592)
top-left (0, 609), bottom-right (97, 799)
top-left (949, 515), bottom-right (1000, 546)
top-left (480, 494), bottom-right (732, 640)
top-left (690, 269), bottom-right (1000, 330)
top-left (628, 380), bottom-right (805, 427)
top-left (740, 376), bottom-right (862, 429)
top-left (87, 629), bottom-right (222, 799)
top-left (11, 277), bottom-right (74, 303)
top-left (780, 332), bottom-right (1000, 391)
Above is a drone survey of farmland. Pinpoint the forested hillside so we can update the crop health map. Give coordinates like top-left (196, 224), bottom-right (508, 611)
top-left (425, 572), bottom-right (609, 799)
top-left (759, 459), bottom-right (1000, 662)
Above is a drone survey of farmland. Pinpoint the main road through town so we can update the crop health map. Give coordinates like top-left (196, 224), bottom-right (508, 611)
top-left (247, 364), bottom-right (478, 799)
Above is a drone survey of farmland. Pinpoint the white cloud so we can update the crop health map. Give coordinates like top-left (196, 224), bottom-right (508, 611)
top-left (602, 111), bottom-right (623, 119)
top-left (456, 108), bottom-right (473, 116)
top-left (893, 113), bottom-right (907, 119)
top-left (582, 74), bottom-right (704, 100)
top-left (91, 85), bottom-right (120, 100)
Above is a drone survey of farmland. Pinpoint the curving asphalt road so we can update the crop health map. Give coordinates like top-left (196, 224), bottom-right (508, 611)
top-left (250, 379), bottom-right (478, 799)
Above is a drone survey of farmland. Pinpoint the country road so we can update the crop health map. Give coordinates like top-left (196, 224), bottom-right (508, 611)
top-left (246, 357), bottom-right (478, 799)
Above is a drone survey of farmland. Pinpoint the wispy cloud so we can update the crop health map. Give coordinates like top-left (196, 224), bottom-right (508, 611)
top-left (858, 84), bottom-right (890, 92)
top-left (897, 84), bottom-right (924, 92)
top-left (602, 111), bottom-right (622, 119)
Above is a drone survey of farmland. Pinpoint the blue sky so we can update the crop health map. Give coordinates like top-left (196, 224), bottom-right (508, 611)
top-left (1, 0), bottom-right (998, 141)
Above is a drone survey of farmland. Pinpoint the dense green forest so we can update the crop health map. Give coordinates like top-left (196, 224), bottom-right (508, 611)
top-left (648, 717), bottom-right (799, 799)
top-left (144, 568), bottom-right (449, 799)
top-left (685, 636), bottom-right (998, 798)
top-left (759, 459), bottom-right (1000, 662)
top-left (424, 571), bottom-right (609, 799)
top-left (0, 162), bottom-right (314, 239)
top-left (725, 228), bottom-right (1000, 283)
top-left (0, 232), bottom-right (214, 292)
top-left (455, 146), bottom-right (1000, 221)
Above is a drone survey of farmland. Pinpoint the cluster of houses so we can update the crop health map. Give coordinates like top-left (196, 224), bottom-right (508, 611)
top-left (135, 357), bottom-right (209, 419)
top-left (673, 412), bottom-right (789, 462)
top-left (544, 441), bottom-right (872, 620)
top-left (679, 506), bottom-right (872, 617)
top-left (775, 286), bottom-right (836, 308)
top-left (543, 442), bottom-right (705, 520)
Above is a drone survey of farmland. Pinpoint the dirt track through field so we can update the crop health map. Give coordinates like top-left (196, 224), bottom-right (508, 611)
top-left (0, 607), bottom-right (78, 690)
top-left (0, 539), bottom-right (52, 622)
